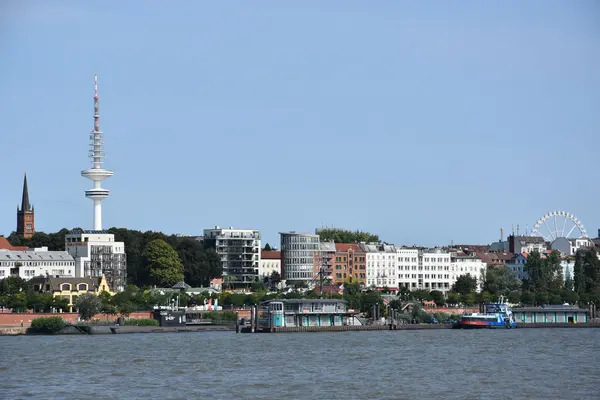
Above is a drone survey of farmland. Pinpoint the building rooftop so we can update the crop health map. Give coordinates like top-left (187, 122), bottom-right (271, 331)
top-left (335, 243), bottom-right (363, 252)
top-left (0, 237), bottom-right (28, 251)
top-left (0, 250), bottom-right (74, 261)
top-left (263, 298), bottom-right (347, 304)
top-left (261, 251), bottom-right (281, 260)
top-left (513, 305), bottom-right (588, 313)
top-left (67, 229), bottom-right (110, 235)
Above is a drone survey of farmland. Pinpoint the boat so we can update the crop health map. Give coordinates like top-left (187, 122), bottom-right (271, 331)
top-left (455, 297), bottom-right (517, 329)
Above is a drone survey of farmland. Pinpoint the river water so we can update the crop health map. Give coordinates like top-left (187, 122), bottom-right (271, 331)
top-left (1, 329), bottom-right (599, 399)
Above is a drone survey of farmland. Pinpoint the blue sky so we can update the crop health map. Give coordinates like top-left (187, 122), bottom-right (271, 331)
top-left (1, 1), bottom-right (599, 247)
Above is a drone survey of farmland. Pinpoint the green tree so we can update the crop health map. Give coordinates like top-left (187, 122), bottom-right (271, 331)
top-left (478, 291), bottom-right (492, 304)
top-left (524, 250), bottom-right (545, 293)
top-left (263, 243), bottom-right (273, 251)
top-left (143, 239), bottom-right (184, 287)
top-left (573, 250), bottom-right (586, 293)
top-left (411, 289), bottom-right (432, 301)
top-left (429, 290), bottom-right (445, 306)
top-left (74, 293), bottom-right (102, 320)
top-left (0, 276), bottom-right (28, 295)
top-left (561, 289), bottom-right (579, 305)
top-left (535, 292), bottom-right (549, 306)
top-left (451, 274), bottom-right (477, 295)
top-left (507, 291), bottom-right (521, 304)
top-left (483, 266), bottom-right (521, 297)
top-left (52, 297), bottom-right (70, 312)
top-left (316, 228), bottom-right (379, 243)
top-left (545, 251), bottom-right (564, 293)
top-left (8, 292), bottom-right (28, 312)
top-left (447, 292), bottom-right (461, 305)
top-left (177, 239), bottom-right (222, 287)
top-left (520, 291), bottom-right (535, 305)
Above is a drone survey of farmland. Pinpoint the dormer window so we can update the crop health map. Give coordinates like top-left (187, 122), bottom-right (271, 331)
top-left (78, 283), bottom-right (88, 291)
top-left (61, 283), bottom-right (71, 291)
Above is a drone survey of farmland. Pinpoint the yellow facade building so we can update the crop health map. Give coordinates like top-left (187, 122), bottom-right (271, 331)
top-left (30, 275), bottom-right (113, 312)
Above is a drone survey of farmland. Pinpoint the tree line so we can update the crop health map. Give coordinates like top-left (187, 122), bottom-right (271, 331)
top-left (316, 228), bottom-right (379, 243)
top-left (5, 228), bottom-right (223, 288)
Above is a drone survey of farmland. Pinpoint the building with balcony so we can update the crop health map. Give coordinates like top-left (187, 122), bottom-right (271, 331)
top-left (204, 227), bottom-right (261, 289)
top-left (0, 248), bottom-right (75, 280)
top-left (64, 229), bottom-right (127, 292)
top-left (332, 243), bottom-right (366, 285)
top-left (318, 241), bottom-right (336, 282)
top-left (280, 232), bottom-right (320, 285)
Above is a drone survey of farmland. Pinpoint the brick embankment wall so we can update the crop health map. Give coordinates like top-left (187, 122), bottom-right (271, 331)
top-left (261, 323), bottom-right (454, 333)
top-left (0, 311), bottom-right (152, 327)
top-left (518, 322), bottom-right (600, 328)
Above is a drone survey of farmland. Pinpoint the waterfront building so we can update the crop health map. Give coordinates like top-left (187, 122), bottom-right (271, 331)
top-left (508, 235), bottom-right (547, 254)
top-left (30, 275), bottom-right (113, 312)
top-left (332, 243), bottom-right (366, 285)
top-left (203, 227), bottom-right (261, 289)
top-left (506, 253), bottom-right (528, 280)
top-left (16, 174), bottom-right (35, 238)
top-left (397, 248), bottom-right (453, 293)
top-left (259, 250), bottom-right (281, 279)
top-left (512, 304), bottom-right (589, 324)
top-left (65, 230), bottom-right (127, 292)
top-left (317, 241), bottom-right (336, 282)
top-left (259, 299), bottom-right (356, 328)
top-left (395, 248), bottom-right (485, 294)
top-left (0, 248), bottom-right (75, 280)
top-left (451, 251), bottom-right (486, 292)
top-left (362, 243), bottom-right (398, 291)
top-left (279, 232), bottom-right (320, 285)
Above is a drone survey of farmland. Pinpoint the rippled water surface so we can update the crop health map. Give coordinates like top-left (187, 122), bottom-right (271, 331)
top-left (1, 329), bottom-right (599, 399)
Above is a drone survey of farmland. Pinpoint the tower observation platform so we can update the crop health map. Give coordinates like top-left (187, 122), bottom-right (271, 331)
top-left (81, 74), bottom-right (113, 230)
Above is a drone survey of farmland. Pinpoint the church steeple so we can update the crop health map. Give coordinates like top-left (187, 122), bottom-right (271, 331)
top-left (17, 173), bottom-right (35, 238)
top-left (21, 173), bottom-right (31, 211)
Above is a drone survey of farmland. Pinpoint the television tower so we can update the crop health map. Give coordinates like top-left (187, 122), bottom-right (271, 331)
top-left (81, 74), bottom-right (113, 230)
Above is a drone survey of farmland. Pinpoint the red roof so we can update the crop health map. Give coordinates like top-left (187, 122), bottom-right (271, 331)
top-left (335, 243), bottom-right (363, 252)
top-left (0, 237), bottom-right (28, 251)
top-left (261, 251), bottom-right (281, 259)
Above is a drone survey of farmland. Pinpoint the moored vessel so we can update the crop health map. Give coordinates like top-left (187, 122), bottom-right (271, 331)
top-left (456, 297), bottom-right (517, 329)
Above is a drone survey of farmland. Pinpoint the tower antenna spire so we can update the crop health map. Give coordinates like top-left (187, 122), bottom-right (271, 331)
top-left (94, 73), bottom-right (99, 133)
top-left (82, 73), bottom-right (113, 230)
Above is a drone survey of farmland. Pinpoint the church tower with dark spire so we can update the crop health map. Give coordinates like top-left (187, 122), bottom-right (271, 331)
top-left (17, 173), bottom-right (35, 238)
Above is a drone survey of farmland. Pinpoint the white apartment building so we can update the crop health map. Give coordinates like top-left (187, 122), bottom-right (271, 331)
top-left (259, 251), bottom-right (281, 279)
top-left (362, 244), bottom-right (398, 290)
top-left (451, 252), bottom-right (486, 292)
top-left (0, 248), bottom-right (76, 280)
top-left (65, 229), bottom-right (127, 292)
top-left (397, 248), bottom-right (453, 293)
top-left (396, 248), bottom-right (486, 294)
top-left (204, 227), bottom-right (261, 288)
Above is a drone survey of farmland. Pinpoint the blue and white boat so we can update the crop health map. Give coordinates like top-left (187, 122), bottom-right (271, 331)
top-left (456, 297), bottom-right (517, 329)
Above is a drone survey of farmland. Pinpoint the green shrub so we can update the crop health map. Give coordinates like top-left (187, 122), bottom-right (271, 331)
top-left (123, 318), bottom-right (159, 326)
top-left (29, 317), bottom-right (66, 333)
top-left (202, 311), bottom-right (237, 321)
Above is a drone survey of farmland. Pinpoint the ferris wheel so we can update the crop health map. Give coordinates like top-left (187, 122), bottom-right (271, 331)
top-left (531, 211), bottom-right (588, 242)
